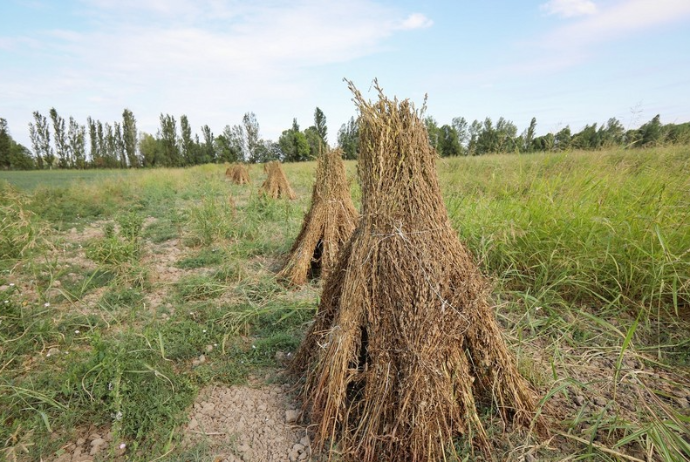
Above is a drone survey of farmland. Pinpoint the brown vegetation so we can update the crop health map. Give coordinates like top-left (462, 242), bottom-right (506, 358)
top-left (260, 161), bottom-right (296, 200)
top-left (278, 149), bottom-right (358, 286)
top-left (226, 163), bottom-right (250, 185)
top-left (292, 82), bottom-right (544, 461)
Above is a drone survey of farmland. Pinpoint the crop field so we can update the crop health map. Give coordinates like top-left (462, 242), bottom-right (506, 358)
top-left (1, 146), bottom-right (689, 461)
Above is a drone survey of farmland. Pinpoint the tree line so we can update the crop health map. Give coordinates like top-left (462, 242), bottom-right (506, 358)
top-left (1, 108), bottom-right (689, 170)
top-left (337, 114), bottom-right (690, 159)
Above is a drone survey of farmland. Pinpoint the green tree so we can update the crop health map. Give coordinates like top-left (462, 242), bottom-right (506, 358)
top-left (139, 132), bottom-right (162, 167)
top-left (522, 117), bottom-right (537, 152)
top-left (572, 124), bottom-right (600, 150)
top-left (451, 117), bottom-right (468, 153)
top-left (554, 126), bottom-right (572, 151)
top-left (639, 114), bottom-right (663, 146)
top-left (304, 126), bottom-right (324, 158)
top-left (200, 125), bottom-right (215, 164)
top-left (467, 119), bottom-right (482, 156)
top-left (158, 114), bottom-right (179, 166)
top-left (243, 112), bottom-right (261, 163)
top-left (122, 109), bottom-right (138, 168)
top-left (87, 117), bottom-right (101, 167)
top-left (437, 124), bottom-right (462, 157)
top-left (179, 115), bottom-right (195, 165)
top-left (0, 118), bottom-right (11, 169)
top-left (313, 107), bottom-right (328, 144)
top-left (50, 108), bottom-right (69, 168)
top-left (495, 117), bottom-right (517, 153)
top-left (475, 117), bottom-right (498, 154)
top-left (425, 116), bottom-right (440, 151)
top-left (29, 111), bottom-right (54, 168)
top-left (67, 117), bottom-right (87, 169)
top-left (337, 116), bottom-right (359, 160)
top-left (279, 118), bottom-right (310, 162)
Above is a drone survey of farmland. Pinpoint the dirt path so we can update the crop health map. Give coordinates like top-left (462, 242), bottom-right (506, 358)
top-left (182, 378), bottom-right (314, 462)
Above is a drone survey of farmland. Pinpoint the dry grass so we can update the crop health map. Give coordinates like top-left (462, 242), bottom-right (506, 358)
top-left (278, 148), bottom-right (358, 286)
top-left (259, 162), bottom-right (297, 200)
top-left (226, 164), bottom-right (250, 185)
top-left (292, 81), bottom-right (544, 461)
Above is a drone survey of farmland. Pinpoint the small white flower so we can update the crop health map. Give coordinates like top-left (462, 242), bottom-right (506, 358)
top-left (44, 302), bottom-right (50, 307)
top-left (119, 443), bottom-right (126, 450)
top-left (9, 283), bottom-right (15, 287)
top-left (75, 330), bottom-right (80, 334)
top-left (202, 329), bottom-right (207, 333)
top-left (4, 300), bottom-right (8, 304)
top-left (115, 411), bottom-right (123, 421)
top-left (252, 345), bottom-right (256, 349)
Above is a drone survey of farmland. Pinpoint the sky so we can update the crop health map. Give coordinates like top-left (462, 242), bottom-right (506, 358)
top-left (1, 0), bottom-right (690, 150)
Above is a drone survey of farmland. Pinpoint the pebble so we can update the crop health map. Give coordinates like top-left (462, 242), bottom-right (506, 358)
top-left (47, 347), bottom-right (60, 357)
top-left (574, 395), bottom-right (585, 406)
top-left (285, 410), bottom-right (300, 423)
top-left (293, 443), bottom-right (304, 452)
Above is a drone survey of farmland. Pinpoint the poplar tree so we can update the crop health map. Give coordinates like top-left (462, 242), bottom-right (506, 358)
top-left (122, 109), bottom-right (138, 168)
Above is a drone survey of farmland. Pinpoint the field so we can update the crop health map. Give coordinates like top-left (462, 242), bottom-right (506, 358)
top-left (1, 146), bottom-right (689, 461)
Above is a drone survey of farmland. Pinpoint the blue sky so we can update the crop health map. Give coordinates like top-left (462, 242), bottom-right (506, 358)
top-left (1, 0), bottom-right (690, 149)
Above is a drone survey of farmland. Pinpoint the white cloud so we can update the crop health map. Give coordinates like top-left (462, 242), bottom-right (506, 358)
top-left (540, 0), bottom-right (598, 18)
top-left (397, 13), bottom-right (433, 30)
top-left (1, 0), bottom-right (432, 144)
top-left (544, 0), bottom-right (690, 47)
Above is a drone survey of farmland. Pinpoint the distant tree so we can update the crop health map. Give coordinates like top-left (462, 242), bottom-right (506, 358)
top-left (665, 122), bottom-right (690, 145)
top-left (158, 114), bottom-right (179, 166)
top-left (279, 119), bottom-right (310, 162)
top-left (451, 117), bottom-right (468, 152)
top-left (1, 120), bottom-right (35, 170)
top-left (139, 132), bottom-right (162, 167)
top-left (0, 118), bottom-right (11, 169)
top-left (601, 117), bottom-right (624, 147)
top-left (437, 124), bottom-right (462, 157)
top-left (179, 115), bottom-right (195, 165)
top-left (639, 114), bottom-right (663, 146)
top-left (29, 111), bottom-right (54, 168)
top-left (554, 126), bottom-right (572, 151)
top-left (304, 126), bottom-right (324, 158)
top-left (67, 117), bottom-right (87, 169)
top-left (50, 108), bottom-right (69, 168)
top-left (96, 121), bottom-right (107, 167)
top-left (122, 109), bottom-right (138, 168)
top-left (572, 123), bottom-right (600, 150)
top-left (495, 117), bottom-right (517, 153)
top-left (313, 107), bottom-right (328, 144)
top-left (425, 116), bottom-right (440, 151)
top-left (476, 117), bottom-right (499, 154)
top-left (200, 125), bottom-right (215, 164)
top-left (532, 133), bottom-right (555, 151)
top-left (467, 119), bottom-right (482, 156)
top-left (337, 117), bottom-right (359, 160)
top-left (87, 117), bottom-right (101, 167)
top-left (113, 122), bottom-right (126, 168)
top-left (522, 117), bottom-right (537, 152)
top-left (243, 112), bottom-right (261, 163)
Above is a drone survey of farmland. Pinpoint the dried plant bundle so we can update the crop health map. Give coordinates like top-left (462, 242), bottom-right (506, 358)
top-left (278, 148), bottom-right (358, 286)
top-left (293, 81), bottom-right (544, 461)
top-left (259, 161), bottom-right (296, 200)
top-left (226, 163), bottom-right (250, 185)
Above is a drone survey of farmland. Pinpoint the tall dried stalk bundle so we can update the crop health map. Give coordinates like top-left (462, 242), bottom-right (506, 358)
top-left (260, 161), bottom-right (296, 200)
top-left (278, 148), bottom-right (358, 286)
top-left (292, 81), bottom-right (544, 461)
top-left (227, 163), bottom-right (250, 185)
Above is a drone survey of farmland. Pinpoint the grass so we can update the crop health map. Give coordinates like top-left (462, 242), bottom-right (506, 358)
top-left (0, 146), bottom-right (688, 461)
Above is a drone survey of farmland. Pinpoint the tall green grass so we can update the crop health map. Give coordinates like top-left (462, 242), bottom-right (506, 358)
top-left (441, 147), bottom-right (690, 319)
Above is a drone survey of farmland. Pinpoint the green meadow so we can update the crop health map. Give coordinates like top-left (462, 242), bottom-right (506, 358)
top-left (1, 146), bottom-right (689, 461)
